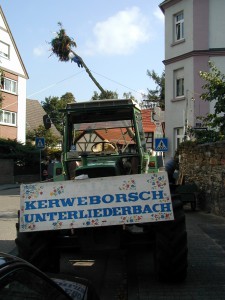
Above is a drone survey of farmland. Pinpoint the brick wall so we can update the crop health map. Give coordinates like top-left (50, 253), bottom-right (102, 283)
top-left (178, 141), bottom-right (225, 217)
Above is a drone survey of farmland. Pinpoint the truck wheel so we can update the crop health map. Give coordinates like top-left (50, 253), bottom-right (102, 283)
top-left (15, 224), bottom-right (60, 273)
top-left (154, 198), bottom-right (188, 283)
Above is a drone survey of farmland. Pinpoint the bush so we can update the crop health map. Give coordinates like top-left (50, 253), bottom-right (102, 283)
top-left (0, 138), bottom-right (40, 175)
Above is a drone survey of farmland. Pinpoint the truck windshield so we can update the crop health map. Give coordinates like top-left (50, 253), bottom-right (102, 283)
top-left (68, 119), bottom-right (137, 155)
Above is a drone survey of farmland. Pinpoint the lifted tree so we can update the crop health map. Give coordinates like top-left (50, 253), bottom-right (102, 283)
top-left (50, 22), bottom-right (106, 95)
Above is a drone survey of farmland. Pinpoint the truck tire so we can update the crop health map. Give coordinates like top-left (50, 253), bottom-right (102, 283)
top-left (15, 223), bottom-right (60, 273)
top-left (154, 198), bottom-right (188, 283)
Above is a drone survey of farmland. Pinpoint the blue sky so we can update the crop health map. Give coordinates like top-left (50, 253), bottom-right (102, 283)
top-left (1, 0), bottom-right (165, 102)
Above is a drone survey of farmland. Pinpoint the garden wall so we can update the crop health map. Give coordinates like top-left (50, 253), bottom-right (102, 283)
top-left (178, 141), bottom-right (225, 217)
top-left (0, 159), bottom-right (39, 184)
top-left (0, 159), bottom-right (14, 184)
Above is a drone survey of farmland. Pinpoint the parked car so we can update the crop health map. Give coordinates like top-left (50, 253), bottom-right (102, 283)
top-left (0, 252), bottom-right (99, 300)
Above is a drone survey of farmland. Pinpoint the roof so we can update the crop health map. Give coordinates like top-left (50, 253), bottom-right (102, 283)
top-left (26, 99), bottom-right (61, 138)
top-left (0, 6), bottom-right (29, 79)
top-left (141, 109), bottom-right (156, 132)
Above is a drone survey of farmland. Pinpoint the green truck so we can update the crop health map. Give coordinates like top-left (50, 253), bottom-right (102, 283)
top-left (16, 99), bottom-right (188, 283)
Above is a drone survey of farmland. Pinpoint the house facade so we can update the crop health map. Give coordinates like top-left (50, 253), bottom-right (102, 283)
top-left (159, 0), bottom-right (225, 159)
top-left (0, 6), bottom-right (28, 143)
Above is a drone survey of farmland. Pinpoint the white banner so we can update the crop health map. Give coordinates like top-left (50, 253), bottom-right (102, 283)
top-left (19, 172), bottom-right (174, 232)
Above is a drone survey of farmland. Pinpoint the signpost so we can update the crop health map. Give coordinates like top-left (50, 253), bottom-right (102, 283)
top-left (155, 138), bottom-right (168, 152)
top-left (35, 137), bottom-right (45, 181)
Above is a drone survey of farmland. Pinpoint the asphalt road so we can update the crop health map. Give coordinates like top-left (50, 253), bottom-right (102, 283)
top-left (0, 186), bottom-right (225, 299)
top-left (0, 186), bottom-right (19, 254)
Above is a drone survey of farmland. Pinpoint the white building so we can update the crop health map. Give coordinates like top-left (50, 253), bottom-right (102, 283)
top-left (0, 6), bottom-right (28, 143)
top-left (159, 0), bottom-right (225, 159)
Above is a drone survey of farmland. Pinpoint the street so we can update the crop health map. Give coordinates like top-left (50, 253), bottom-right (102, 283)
top-left (0, 186), bottom-right (225, 299)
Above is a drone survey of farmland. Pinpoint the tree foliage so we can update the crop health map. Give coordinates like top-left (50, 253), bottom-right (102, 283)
top-left (91, 90), bottom-right (118, 100)
top-left (199, 61), bottom-right (225, 132)
top-left (26, 125), bottom-right (60, 148)
top-left (50, 22), bottom-right (77, 62)
top-left (0, 138), bottom-right (40, 174)
top-left (145, 69), bottom-right (165, 109)
top-left (41, 92), bottom-right (75, 134)
top-left (190, 61), bottom-right (225, 143)
top-left (122, 92), bottom-right (137, 102)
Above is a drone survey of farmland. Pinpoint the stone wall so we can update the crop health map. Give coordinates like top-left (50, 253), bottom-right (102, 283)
top-left (178, 141), bottom-right (225, 217)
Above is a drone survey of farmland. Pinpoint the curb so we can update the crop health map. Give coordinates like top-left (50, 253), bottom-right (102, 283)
top-left (0, 185), bottom-right (20, 191)
top-left (0, 211), bottom-right (17, 218)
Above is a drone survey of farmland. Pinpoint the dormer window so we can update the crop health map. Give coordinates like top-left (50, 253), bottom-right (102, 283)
top-left (0, 41), bottom-right (10, 59)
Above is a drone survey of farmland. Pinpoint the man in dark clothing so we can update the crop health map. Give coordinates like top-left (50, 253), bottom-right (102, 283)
top-left (165, 158), bottom-right (178, 184)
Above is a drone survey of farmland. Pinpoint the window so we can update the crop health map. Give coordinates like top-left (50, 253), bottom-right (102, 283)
top-left (2, 78), bottom-right (17, 94)
top-left (176, 77), bottom-right (184, 97)
top-left (174, 127), bottom-right (184, 149)
top-left (0, 109), bottom-right (17, 126)
top-left (0, 41), bottom-right (10, 59)
top-left (174, 68), bottom-right (184, 98)
top-left (145, 132), bottom-right (153, 150)
top-left (174, 11), bottom-right (184, 42)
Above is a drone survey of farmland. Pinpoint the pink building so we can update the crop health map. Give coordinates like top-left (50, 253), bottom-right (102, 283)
top-left (160, 0), bottom-right (225, 159)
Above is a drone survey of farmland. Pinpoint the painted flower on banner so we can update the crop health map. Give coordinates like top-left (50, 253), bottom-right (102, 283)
top-left (22, 184), bottom-right (44, 200)
top-left (147, 174), bottom-right (167, 190)
top-left (52, 220), bottom-right (63, 229)
top-left (119, 179), bottom-right (136, 191)
top-left (50, 185), bottom-right (64, 196)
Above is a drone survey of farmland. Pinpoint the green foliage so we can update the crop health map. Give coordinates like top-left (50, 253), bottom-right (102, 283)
top-left (122, 92), bottom-right (137, 102)
top-left (195, 61), bottom-right (225, 142)
top-left (91, 90), bottom-right (118, 100)
top-left (50, 22), bottom-right (77, 62)
top-left (60, 92), bottom-right (75, 103)
top-left (187, 127), bottom-right (223, 144)
top-left (26, 125), bottom-right (61, 148)
top-left (145, 69), bottom-right (165, 109)
top-left (0, 138), bottom-right (40, 174)
top-left (41, 93), bottom-right (75, 134)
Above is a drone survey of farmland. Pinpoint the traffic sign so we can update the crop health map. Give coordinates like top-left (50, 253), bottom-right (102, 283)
top-left (35, 137), bottom-right (45, 149)
top-left (155, 138), bottom-right (168, 152)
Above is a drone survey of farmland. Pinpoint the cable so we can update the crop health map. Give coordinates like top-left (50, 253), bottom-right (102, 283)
top-left (27, 67), bottom-right (147, 99)
top-left (27, 70), bottom-right (85, 98)
top-left (90, 70), bottom-right (144, 96)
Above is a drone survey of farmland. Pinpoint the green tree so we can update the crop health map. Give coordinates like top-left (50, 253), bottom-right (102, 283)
top-left (142, 70), bottom-right (165, 109)
top-left (189, 61), bottom-right (225, 143)
top-left (91, 90), bottom-right (118, 100)
top-left (123, 92), bottom-right (137, 102)
top-left (41, 93), bottom-right (75, 134)
top-left (26, 125), bottom-right (60, 148)
top-left (199, 61), bottom-right (225, 133)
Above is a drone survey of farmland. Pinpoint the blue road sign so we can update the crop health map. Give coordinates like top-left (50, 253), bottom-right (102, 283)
top-left (155, 138), bottom-right (168, 152)
top-left (35, 137), bottom-right (45, 149)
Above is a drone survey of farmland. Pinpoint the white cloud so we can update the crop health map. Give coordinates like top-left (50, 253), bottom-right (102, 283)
top-left (33, 45), bottom-right (46, 56)
top-left (85, 6), bottom-right (152, 56)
